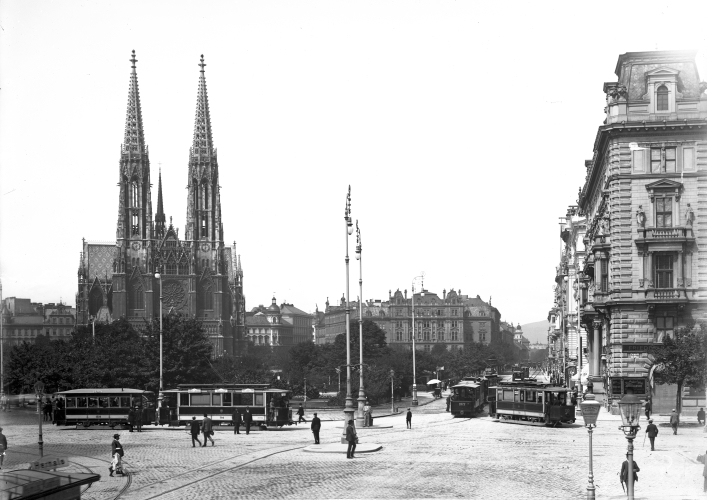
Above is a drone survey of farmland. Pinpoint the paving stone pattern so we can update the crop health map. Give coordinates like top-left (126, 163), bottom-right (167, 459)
top-left (0, 398), bottom-right (704, 499)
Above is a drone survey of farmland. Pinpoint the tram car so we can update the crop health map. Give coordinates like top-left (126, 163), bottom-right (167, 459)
top-left (490, 380), bottom-right (575, 426)
top-left (450, 378), bottom-right (487, 417)
top-left (54, 388), bottom-right (156, 428)
top-left (162, 384), bottom-right (294, 428)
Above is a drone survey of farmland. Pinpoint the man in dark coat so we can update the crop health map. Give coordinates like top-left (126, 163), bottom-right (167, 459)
top-left (670, 409), bottom-right (680, 435)
top-left (644, 399), bottom-right (651, 420)
top-left (311, 412), bottom-right (321, 444)
top-left (698, 407), bottom-right (705, 426)
top-left (135, 407), bottom-right (143, 433)
top-left (297, 404), bottom-right (306, 424)
top-left (406, 408), bottom-right (412, 429)
top-left (233, 409), bottom-right (242, 434)
top-left (620, 454), bottom-right (640, 494)
top-left (243, 406), bottom-right (253, 435)
top-left (189, 417), bottom-right (202, 447)
top-left (645, 418), bottom-right (659, 451)
top-left (127, 408), bottom-right (135, 432)
top-left (345, 420), bottom-right (357, 458)
top-left (109, 434), bottom-right (124, 476)
top-left (202, 413), bottom-right (214, 446)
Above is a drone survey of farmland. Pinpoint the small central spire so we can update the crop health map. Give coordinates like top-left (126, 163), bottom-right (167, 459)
top-left (130, 50), bottom-right (137, 71)
top-left (199, 54), bottom-right (206, 73)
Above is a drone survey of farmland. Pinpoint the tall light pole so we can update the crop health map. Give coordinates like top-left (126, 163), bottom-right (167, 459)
top-left (618, 393), bottom-right (642, 500)
top-left (34, 381), bottom-right (45, 458)
top-left (341, 186), bottom-right (355, 442)
top-left (562, 275), bottom-right (568, 386)
top-left (580, 392), bottom-right (601, 499)
top-left (155, 269), bottom-right (164, 423)
top-left (390, 369), bottom-right (395, 414)
top-left (411, 273), bottom-right (425, 406)
top-left (0, 278), bottom-right (4, 410)
top-left (355, 220), bottom-right (366, 427)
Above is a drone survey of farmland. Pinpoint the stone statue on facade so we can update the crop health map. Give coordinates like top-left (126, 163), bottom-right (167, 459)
top-left (685, 203), bottom-right (694, 227)
top-left (636, 205), bottom-right (646, 228)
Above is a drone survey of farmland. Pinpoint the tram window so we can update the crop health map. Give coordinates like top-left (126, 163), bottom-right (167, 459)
top-left (255, 393), bottom-right (264, 406)
top-left (109, 397), bottom-right (120, 408)
top-left (526, 391), bottom-right (536, 403)
top-left (191, 394), bottom-right (210, 406)
top-left (120, 396), bottom-right (131, 408)
top-left (88, 397), bottom-right (98, 408)
top-left (77, 397), bottom-right (88, 407)
top-left (503, 390), bottom-right (513, 401)
top-left (240, 394), bottom-right (254, 406)
top-left (66, 398), bottom-right (76, 408)
top-left (179, 394), bottom-right (189, 406)
top-left (99, 397), bottom-right (109, 408)
top-left (223, 393), bottom-right (232, 406)
top-left (212, 394), bottom-right (221, 406)
top-left (538, 393), bottom-right (543, 405)
top-left (519, 391), bottom-right (525, 402)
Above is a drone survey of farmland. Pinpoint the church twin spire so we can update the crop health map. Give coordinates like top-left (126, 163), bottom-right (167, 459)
top-left (123, 50), bottom-right (147, 156)
top-left (191, 54), bottom-right (215, 158)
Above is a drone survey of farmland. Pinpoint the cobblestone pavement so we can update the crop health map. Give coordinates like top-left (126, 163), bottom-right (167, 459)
top-left (1, 397), bottom-right (704, 499)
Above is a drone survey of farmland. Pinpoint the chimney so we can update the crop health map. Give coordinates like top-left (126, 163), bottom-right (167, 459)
top-left (443, 289), bottom-right (446, 299)
top-left (404, 289), bottom-right (407, 299)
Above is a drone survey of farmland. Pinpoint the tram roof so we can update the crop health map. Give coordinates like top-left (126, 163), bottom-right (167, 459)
top-left (452, 381), bottom-right (481, 389)
top-left (55, 388), bottom-right (153, 395)
top-left (164, 387), bottom-right (291, 393)
top-left (490, 384), bottom-right (569, 392)
top-left (175, 383), bottom-right (271, 389)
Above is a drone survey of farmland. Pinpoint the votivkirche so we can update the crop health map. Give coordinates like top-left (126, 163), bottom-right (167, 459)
top-left (76, 51), bottom-right (246, 355)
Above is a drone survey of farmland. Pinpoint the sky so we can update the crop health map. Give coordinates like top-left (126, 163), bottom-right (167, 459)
top-left (1, 1), bottom-right (706, 325)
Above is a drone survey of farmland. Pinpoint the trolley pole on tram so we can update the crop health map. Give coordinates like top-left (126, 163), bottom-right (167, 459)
top-left (341, 187), bottom-right (356, 443)
top-left (411, 274), bottom-right (424, 406)
top-left (355, 221), bottom-right (366, 428)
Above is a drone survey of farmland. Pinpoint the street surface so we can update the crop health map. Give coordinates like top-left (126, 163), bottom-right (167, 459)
top-left (0, 394), bottom-right (704, 499)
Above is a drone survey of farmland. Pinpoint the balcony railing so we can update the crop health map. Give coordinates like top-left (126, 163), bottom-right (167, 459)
top-left (646, 288), bottom-right (685, 301)
top-left (637, 227), bottom-right (693, 240)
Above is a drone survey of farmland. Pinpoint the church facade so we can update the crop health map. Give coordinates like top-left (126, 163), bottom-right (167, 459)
top-left (76, 51), bottom-right (245, 355)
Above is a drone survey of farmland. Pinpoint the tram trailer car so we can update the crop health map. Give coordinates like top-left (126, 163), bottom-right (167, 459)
top-left (163, 384), bottom-right (294, 428)
top-left (54, 388), bottom-right (156, 428)
top-left (491, 381), bottom-right (575, 426)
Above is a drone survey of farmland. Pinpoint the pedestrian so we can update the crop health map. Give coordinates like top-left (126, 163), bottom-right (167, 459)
top-left (43, 399), bottom-right (52, 422)
top-left (109, 434), bottom-right (124, 477)
top-left (364, 400), bottom-right (372, 427)
top-left (697, 407), bottom-right (705, 426)
top-left (189, 416), bottom-right (202, 447)
top-left (311, 412), bottom-right (321, 444)
top-left (406, 408), bottom-right (412, 429)
top-left (571, 387), bottom-right (578, 406)
top-left (345, 419), bottom-right (357, 459)
top-left (0, 427), bottom-right (7, 469)
top-left (645, 418), bottom-right (658, 451)
top-left (644, 399), bottom-right (651, 420)
top-left (243, 406), bottom-right (252, 435)
top-left (232, 408), bottom-right (242, 434)
top-left (297, 404), bottom-right (306, 424)
top-left (127, 407), bottom-right (135, 432)
top-left (201, 413), bottom-right (214, 446)
top-left (619, 453), bottom-right (640, 495)
top-left (51, 396), bottom-right (57, 423)
top-left (446, 394), bottom-right (451, 412)
top-left (670, 409), bottom-right (680, 435)
top-left (135, 407), bottom-right (143, 433)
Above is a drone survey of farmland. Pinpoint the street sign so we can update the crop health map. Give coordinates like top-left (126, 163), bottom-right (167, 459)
top-left (29, 456), bottom-right (69, 472)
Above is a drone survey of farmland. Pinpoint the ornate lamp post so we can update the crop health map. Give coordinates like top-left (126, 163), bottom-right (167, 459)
top-left (390, 369), bottom-right (395, 413)
top-left (34, 381), bottom-right (45, 457)
top-left (411, 273), bottom-right (425, 406)
top-left (355, 221), bottom-right (366, 427)
top-left (154, 269), bottom-right (164, 423)
top-left (580, 393), bottom-right (601, 499)
top-left (341, 186), bottom-right (355, 442)
top-left (618, 392), bottom-right (642, 500)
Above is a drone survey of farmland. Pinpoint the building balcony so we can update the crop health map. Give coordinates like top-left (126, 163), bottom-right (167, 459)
top-left (636, 226), bottom-right (694, 244)
top-left (644, 287), bottom-right (688, 303)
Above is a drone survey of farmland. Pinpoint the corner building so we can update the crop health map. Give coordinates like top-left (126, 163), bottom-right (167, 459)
top-left (578, 50), bottom-right (706, 412)
top-left (76, 52), bottom-right (246, 355)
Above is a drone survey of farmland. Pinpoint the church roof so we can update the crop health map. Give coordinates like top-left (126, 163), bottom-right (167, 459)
top-left (85, 243), bottom-right (116, 279)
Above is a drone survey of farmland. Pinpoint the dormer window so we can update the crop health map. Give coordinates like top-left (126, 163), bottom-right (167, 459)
top-left (656, 85), bottom-right (669, 111)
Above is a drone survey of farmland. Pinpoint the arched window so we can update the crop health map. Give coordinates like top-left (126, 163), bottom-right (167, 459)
top-left (166, 260), bottom-right (177, 275)
top-left (130, 182), bottom-right (139, 207)
top-left (657, 85), bottom-right (669, 111)
top-left (89, 287), bottom-right (103, 316)
top-left (129, 280), bottom-right (144, 311)
top-left (198, 279), bottom-right (213, 311)
top-left (178, 258), bottom-right (189, 275)
top-left (203, 183), bottom-right (209, 209)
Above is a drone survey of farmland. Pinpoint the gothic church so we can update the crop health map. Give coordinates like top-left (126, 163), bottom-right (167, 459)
top-left (76, 51), bottom-right (245, 355)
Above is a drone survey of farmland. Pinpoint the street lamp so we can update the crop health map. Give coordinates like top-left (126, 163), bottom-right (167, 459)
top-left (155, 269), bottom-right (164, 424)
top-left (0, 278), bottom-right (4, 411)
top-left (411, 273), bottom-right (425, 406)
top-left (34, 381), bottom-right (45, 458)
top-left (390, 369), bottom-right (395, 414)
top-left (618, 392), bottom-right (642, 500)
top-left (562, 275), bottom-right (568, 387)
top-left (355, 220), bottom-right (366, 428)
top-left (580, 393), bottom-right (601, 499)
top-left (341, 186), bottom-right (355, 442)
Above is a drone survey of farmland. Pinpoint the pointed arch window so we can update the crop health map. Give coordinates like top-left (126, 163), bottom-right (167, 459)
top-left (656, 85), bottom-right (669, 111)
top-left (89, 287), bottom-right (103, 316)
top-left (166, 259), bottom-right (177, 275)
top-left (130, 182), bottom-right (139, 207)
top-left (201, 215), bottom-right (208, 238)
top-left (198, 279), bottom-right (213, 311)
top-left (178, 258), bottom-right (189, 275)
top-left (129, 279), bottom-right (144, 311)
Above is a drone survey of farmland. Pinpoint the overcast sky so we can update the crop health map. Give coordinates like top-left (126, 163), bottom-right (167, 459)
top-left (1, 1), bottom-right (706, 325)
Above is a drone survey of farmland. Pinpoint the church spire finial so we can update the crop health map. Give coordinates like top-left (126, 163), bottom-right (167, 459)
top-left (123, 50), bottom-right (146, 155)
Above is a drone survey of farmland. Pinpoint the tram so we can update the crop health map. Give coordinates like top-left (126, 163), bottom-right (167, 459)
top-left (162, 384), bottom-right (294, 428)
top-left (54, 388), bottom-right (156, 428)
top-left (490, 379), bottom-right (575, 426)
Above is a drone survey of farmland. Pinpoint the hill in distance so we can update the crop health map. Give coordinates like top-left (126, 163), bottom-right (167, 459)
top-left (520, 320), bottom-right (548, 345)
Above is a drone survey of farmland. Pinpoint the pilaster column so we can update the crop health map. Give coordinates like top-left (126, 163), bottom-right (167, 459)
top-left (677, 251), bottom-right (684, 288)
top-left (592, 320), bottom-right (602, 377)
top-left (646, 251), bottom-right (654, 287)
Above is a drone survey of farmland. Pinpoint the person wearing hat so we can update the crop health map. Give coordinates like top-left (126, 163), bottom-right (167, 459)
top-left (620, 453), bottom-right (640, 494)
top-left (189, 416), bottom-right (202, 447)
top-left (670, 409), bottom-right (680, 435)
top-left (645, 418), bottom-right (659, 451)
top-left (406, 408), bottom-right (412, 429)
top-left (345, 419), bottom-right (357, 459)
top-left (0, 427), bottom-right (7, 469)
top-left (311, 412), bottom-right (321, 444)
top-left (697, 407), bottom-right (705, 426)
top-left (109, 434), bottom-right (124, 476)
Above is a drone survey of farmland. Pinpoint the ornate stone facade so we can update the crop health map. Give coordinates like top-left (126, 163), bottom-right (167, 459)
top-left (76, 52), bottom-right (246, 355)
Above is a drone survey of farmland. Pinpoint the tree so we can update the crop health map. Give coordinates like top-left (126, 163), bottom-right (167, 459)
top-left (652, 321), bottom-right (707, 412)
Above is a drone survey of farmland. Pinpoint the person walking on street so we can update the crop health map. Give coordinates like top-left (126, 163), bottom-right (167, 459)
top-left (670, 409), bottom-right (680, 435)
top-left (135, 407), bottom-right (143, 433)
top-left (127, 407), bottom-right (135, 432)
top-left (202, 413), bottom-right (214, 446)
top-left (243, 406), bottom-right (253, 435)
top-left (645, 419), bottom-right (658, 451)
top-left (345, 420), bottom-right (357, 458)
top-left (109, 434), bottom-right (124, 477)
top-left (406, 408), bottom-right (412, 429)
top-left (620, 453), bottom-right (640, 495)
top-left (311, 413), bottom-right (321, 444)
top-left (644, 399), bottom-right (651, 420)
top-left (0, 427), bottom-right (7, 469)
top-left (43, 399), bottom-right (52, 422)
top-left (297, 404), bottom-right (306, 424)
top-left (189, 417), bottom-right (202, 447)
top-left (232, 409), bottom-right (242, 434)
top-left (697, 407), bottom-right (705, 426)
